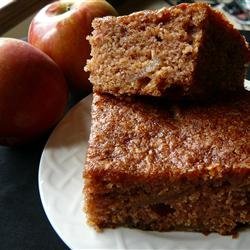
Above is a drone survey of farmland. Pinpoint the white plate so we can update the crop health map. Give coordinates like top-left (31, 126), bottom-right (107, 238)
top-left (39, 93), bottom-right (250, 250)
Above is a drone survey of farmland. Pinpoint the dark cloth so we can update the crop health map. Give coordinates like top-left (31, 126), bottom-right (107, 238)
top-left (0, 139), bottom-right (69, 250)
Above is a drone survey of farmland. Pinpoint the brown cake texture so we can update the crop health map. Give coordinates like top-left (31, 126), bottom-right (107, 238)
top-left (83, 92), bottom-right (250, 235)
top-left (85, 3), bottom-right (250, 98)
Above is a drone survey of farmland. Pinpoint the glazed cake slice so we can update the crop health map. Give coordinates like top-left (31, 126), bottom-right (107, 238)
top-left (85, 3), bottom-right (250, 98)
top-left (84, 92), bottom-right (250, 235)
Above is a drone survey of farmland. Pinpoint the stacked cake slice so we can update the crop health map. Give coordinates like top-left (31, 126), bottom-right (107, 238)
top-left (85, 3), bottom-right (249, 98)
top-left (83, 3), bottom-right (250, 235)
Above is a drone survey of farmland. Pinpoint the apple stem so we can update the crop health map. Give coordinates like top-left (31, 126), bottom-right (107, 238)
top-left (62, 3), bottom-right (72, 12)
top-left (47, 2), bottom-right (72, 16)
top-left (66, 4), bottom-right (71, 11)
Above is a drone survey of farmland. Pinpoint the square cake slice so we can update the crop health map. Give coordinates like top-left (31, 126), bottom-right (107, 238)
top-left (83, 92), bottom-right (250, 235)
top-left (85, 3), bottom-right (250, 98)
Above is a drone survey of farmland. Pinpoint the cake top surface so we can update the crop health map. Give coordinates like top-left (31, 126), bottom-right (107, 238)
top-left (85, 92), bottom-right (250, 182)
top-left (93, 3), bottom-right (225, 27)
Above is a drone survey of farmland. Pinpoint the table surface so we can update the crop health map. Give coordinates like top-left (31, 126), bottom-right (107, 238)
top-left (0, 2), bottom-right (250, 249)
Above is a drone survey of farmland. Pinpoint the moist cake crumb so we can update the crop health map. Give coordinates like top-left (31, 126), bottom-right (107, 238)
top-left (85, 3), bottom-right (250, 98)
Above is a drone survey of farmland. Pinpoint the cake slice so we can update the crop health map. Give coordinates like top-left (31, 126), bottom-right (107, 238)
top-left (83, 92), bottom-right (250, 235)
top-left (85, 3), bottom-right (250, 98)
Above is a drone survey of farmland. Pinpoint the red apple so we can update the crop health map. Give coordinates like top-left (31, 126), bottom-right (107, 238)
top-left (0, 38), bottom-right (69, 146)
top-left (28, 0), bottom-right (117, 94)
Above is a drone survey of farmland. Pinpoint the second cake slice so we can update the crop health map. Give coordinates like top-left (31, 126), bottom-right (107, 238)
top-left (86, 3), bottom-right (249, 98)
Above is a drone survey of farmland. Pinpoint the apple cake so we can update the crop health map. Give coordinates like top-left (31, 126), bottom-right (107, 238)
top-left (85, 3), bottom-right (250, 98)
top-left (83, 91), bottom-right (250, 235)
